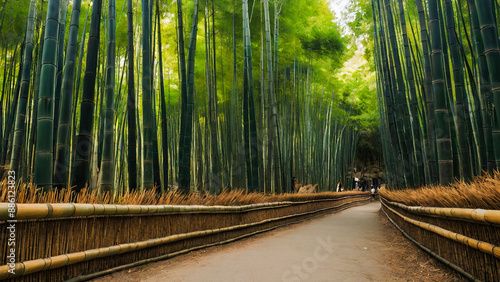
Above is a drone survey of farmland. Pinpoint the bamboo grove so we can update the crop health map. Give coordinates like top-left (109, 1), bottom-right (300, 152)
top-left (374, 0), bottom-right (500, 189)
top-left (0, 0), bottom-right (363, 195)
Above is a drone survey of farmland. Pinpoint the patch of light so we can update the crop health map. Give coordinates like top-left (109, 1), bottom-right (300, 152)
top-left (328, 0), bottom-right (369, 77)
top-left (338, 36), bottom-right (369, 77)
top-left (328, 0), bottom-right (353, 35)
top-left (161, 13), bottom-right (174, 25)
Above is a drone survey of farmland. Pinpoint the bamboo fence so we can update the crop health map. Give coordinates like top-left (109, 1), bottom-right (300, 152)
top-left (380, 196), bottom-right (500, 281)
top-left (0, 193), bottom-right (371, 281)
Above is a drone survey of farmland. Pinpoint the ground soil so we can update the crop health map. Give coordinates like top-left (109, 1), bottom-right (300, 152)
top-left (94, 201), bottom-right (465, 282)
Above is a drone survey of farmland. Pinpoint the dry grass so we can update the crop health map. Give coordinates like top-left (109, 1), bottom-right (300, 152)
top-left (380, 171), bottom-right (500, 210)
top-left (297, 184), bottom-right (318, 193)
top-left (0, 180), bottom-right (366, 205)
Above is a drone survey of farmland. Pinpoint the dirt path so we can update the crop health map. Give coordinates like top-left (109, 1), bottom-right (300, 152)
top-left (95, 202), bottom-right (464, 282)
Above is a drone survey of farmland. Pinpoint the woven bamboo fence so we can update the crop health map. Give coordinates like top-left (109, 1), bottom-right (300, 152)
top-left (0, 194), bottom-right (371, 281)
top-left (380, 196), bottom-right (500, 281)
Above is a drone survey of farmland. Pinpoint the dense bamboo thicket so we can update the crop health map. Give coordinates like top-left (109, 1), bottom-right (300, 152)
top-left (374, 0), bottom-right (500, 189)
top-left (0, 0), bottom-right (374, 196)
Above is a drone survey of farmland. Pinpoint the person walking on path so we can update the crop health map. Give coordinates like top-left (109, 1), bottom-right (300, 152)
top-left (371, 185), bottom-right (376, 199)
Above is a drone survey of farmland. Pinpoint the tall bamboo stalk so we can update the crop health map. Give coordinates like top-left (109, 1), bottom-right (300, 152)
top-left (2, 44), bottom-right (22, 166)
top-left (210, 0), bottom-right (221, 194)
top-left (34, 0), bottom-right (61, 191)
top-left (142, 0), bottom-right (154, 190)
top-left (468, 0), bottom-right (496, 172)
top-left (415, 0), bottom-right (438, 184)
top-left (398, 0), bottom-right (425, 186)
top-left (383, 0), bottom-right (412, 187)
top-left (127, 0), bottom-right (137, 191)
top-left (53, 0), bottom-right (82, 188)
top-left (73, 0), bottom-right (103, 190)
top-left (444, 0), bottom-right (472, 181)
top-left (178, 0), bottom-right (200, 193)
top-left (156, 0), bottom-right (168, 192)
top-left (177, 0), bottom-right (188, 187)
top-left (53, 0), bottom-right (68, 151)
top-left (10, 0), bottom-right (36, 175)
top-left (100, 0), bottom-right (116, 194)
top-left (263, 0), bottom-right (283, 193)
top-left (474, 0), bottom-right (500, 168)
top-left (242, 0), bottom-right (259, 191)
top-left (429, 0), bottom-right (454, 185)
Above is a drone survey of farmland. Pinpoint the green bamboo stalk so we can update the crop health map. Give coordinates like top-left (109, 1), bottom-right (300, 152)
top-left (429, 0), bottom-right (454, 185)
top-left (474, 0), bottom-right (500, 168)
top-left (53, 0), bottom-right (82, 188)
top-left (382, 1), bottom-right (400, 186)
top-left (126, 0), bottom-right (137, 191)
top-left (0, 45), bottom-right (10, 161)
top-left (203, 0), bottom-right (211, 192)
top-left (142, 0), bottom-right (154, 190)
top-left (415, 0), bottom-right (438, 184)
top-left (468, 0), bottom-right (496, 171)
top-left (242, 0), bottom-right (259, 191)
top-left (24, 30), bottom-right (41, 179)
top-left (73, 0), bottom-right (103, 190)
top-left (2, 44), bottom-right (22, 166)
top-left (151, 1), bottom-right (161, 192)
top-left (264, 0), bottom-right (273, 193)
top-left (455, 0), bottom-right (483, 175)
top-left (156, 0), bottom-right (168, 192)
top-left (231, 1), bottom-right (243, 189)
top-left (100, 0), bottom-right (116, 194)
top-left (263, 0), bottom-right (283, 193)
top-left (10, 0), bottom-right (36, 175)
top-left (242, 36), bottom-right (251, 189)
top-left (70, 5), bottom-right (90, 183)
top-left (135, 28), bottom-right (143, 190)
top-left (398, 0), bottom-right (425, 186)
top-left (210, 0), bottom-right (221, 194)
top-left (178, 0), bottom-right (200, 193)
top-left (29, 32), bottom-right (44, 181)
top-left (0, 0), bottom-right (8, 36)
top-left (34, 0), bottom-right (61, 191)
top-left (444, 0), bottom-right (472, 181)
top-left (53, 0), bottom-right (68, 151)
top-left (177, 0), bottom-right (188, 185)
top-left (261, 0), bottom-right (269, 193)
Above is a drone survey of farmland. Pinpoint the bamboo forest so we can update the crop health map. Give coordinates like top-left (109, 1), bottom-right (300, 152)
top-left (1, 0), bottom-right (500, 281)
top-left (0, 0), bottom-right (375, 195)
top-left (2, 0), bottom-right (500, 194)
top-left (2, 0), bottom-right (500, 193)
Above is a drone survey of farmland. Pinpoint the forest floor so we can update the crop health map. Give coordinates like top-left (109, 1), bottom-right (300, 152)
top-left (94, 202), bottom-right (464, 282)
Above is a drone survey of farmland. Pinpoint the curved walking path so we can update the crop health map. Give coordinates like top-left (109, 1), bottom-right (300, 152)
top-left (95, 201), bottom-right (463, 282)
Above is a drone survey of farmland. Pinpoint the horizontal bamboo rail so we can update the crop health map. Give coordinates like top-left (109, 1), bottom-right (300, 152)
top-left (381, 201), bottom-right (500, 259)
top-left (380, 207), bottom-right (478, 281)
top-left (68, 200), bottom-right (371, 282)
top-left (0, 202), bottom-right (291, 220)
top-left (0, 198), bottom-right (369, 280)
top-left (381, 196), bottom-right (500, 281)
top-left (0, 194), bottom-right (371, 281)
top-left (383, 199), bottom-right (500, 225)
